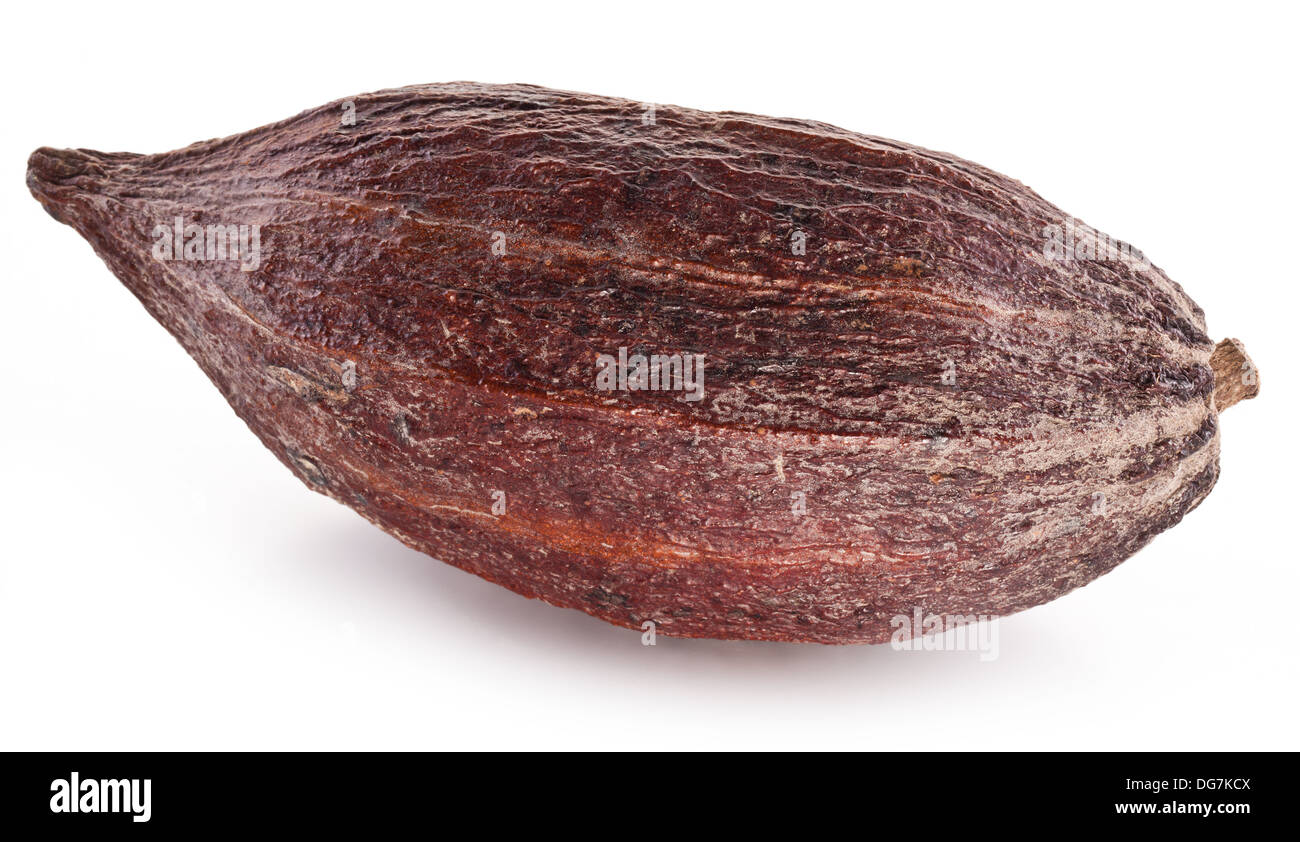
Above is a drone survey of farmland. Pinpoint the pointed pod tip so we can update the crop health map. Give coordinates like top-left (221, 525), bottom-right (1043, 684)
top-left (28, 147), bottom-right (98, 222)
top-left (28, 146), bottom-right (97, 185)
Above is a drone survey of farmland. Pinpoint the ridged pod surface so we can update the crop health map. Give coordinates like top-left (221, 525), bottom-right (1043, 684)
top-left (27, 82), bottom-right (1257, 643)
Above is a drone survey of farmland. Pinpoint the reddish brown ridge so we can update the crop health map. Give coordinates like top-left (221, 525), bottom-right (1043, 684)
top-left (27, 82), bottom-right (1257, 643)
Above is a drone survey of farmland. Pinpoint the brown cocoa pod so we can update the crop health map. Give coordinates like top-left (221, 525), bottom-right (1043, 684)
top-left (26, 82), bottom-right (1258, 643)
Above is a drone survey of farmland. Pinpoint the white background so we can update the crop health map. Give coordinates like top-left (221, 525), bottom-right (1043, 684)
top-left (1, 1), bottom-right (1295, 751)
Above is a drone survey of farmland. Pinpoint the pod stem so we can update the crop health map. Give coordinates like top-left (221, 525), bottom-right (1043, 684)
top-left (1211, 338), bottom-right (1259, 412)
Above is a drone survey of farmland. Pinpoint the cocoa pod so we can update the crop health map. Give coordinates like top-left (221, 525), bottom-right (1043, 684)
top-left (27, 82), bottom-right (1258, 643)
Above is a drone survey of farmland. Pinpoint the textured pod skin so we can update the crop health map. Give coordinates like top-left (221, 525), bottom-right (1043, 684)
top-left (27, 82), bottom-right (1256, 643)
